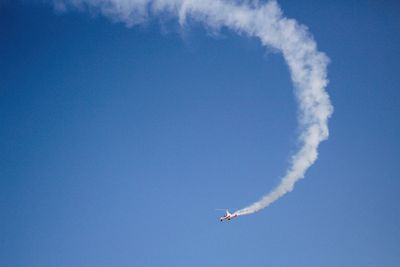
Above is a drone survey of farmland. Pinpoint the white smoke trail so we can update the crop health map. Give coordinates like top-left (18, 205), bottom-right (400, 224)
top-left (53, 0), bottom-right (333, 215)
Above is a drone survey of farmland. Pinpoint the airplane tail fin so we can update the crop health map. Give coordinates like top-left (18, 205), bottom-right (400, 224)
top-left (215, 209), bottom-right (232, 216)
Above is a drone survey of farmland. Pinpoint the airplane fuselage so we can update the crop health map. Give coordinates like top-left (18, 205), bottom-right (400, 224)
top-left (220, 211), bottom-right (238, 222)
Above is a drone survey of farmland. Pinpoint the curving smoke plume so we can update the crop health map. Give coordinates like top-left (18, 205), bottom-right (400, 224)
top-left (53, 0), bottom-right (333, 216)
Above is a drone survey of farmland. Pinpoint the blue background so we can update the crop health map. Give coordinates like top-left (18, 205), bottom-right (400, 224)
top-left (1, 1), bottom-right (399, 266)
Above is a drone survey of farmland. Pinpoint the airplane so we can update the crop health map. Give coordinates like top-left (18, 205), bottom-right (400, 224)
top-left (219, 210), bottom-right (239, 222)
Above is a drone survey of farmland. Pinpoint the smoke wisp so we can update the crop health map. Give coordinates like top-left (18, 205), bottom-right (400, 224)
top-left (53, 0), bottom-right (333, 216)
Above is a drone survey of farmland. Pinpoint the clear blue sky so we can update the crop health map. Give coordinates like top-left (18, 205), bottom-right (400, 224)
top-left (1, 1), bottom-right (399, 266)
